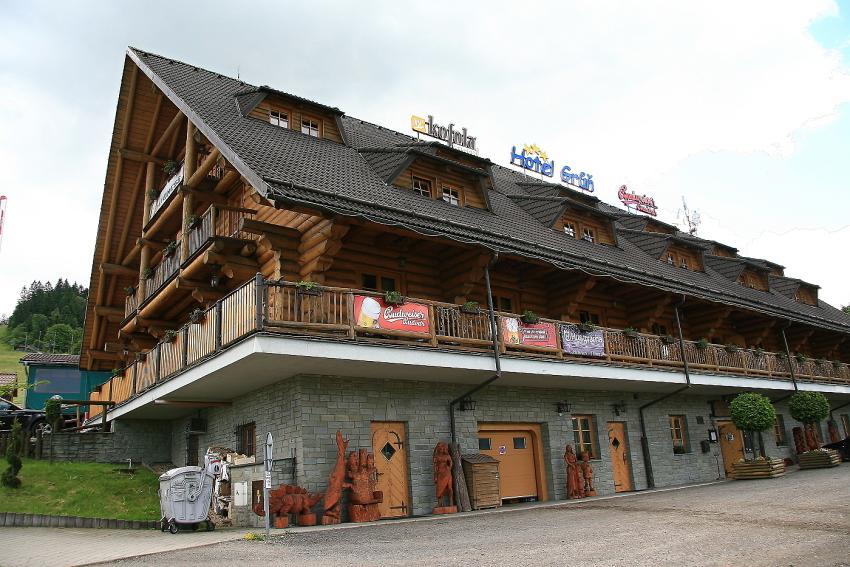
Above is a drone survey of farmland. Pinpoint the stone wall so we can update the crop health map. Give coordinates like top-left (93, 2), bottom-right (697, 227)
top-left (45, 419), bottom-right (171, 464)
top-left (174, 373), bottom-right (735, 522)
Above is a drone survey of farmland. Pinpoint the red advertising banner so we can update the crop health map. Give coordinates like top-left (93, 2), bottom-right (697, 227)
top-left (353, 295), bottom-right (431, 334)
top-left (500, 317), bottom-right (558, 349)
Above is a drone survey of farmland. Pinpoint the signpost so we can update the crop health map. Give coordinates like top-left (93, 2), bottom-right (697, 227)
top-left (263, 432), bottom-right (273, 541)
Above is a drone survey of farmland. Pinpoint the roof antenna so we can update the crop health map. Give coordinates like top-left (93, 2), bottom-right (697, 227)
top-left (236, 65), bottom-right (240, 80)
top-left (677, 196), bottom-right (701, 236)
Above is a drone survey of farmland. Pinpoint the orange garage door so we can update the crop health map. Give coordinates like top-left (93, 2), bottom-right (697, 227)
top-left (478, 429), bottom-right (538, 501)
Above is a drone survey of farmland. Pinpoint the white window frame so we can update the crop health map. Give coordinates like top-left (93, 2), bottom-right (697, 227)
top-left (301, 118), bottom-right (320, 137)
top-left (412, 177), bottom-right (431, 198)
top-left (269, 110), bottom-right (288, 128)
top-left (582, 227), bottom-right (595, 243)
top-left (441, 186), bottom-right (460, 206)
top-left (564, 222), bottom-right (576, 237)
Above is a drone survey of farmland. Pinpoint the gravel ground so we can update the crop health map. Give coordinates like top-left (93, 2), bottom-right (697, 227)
top-left (115, 465), bottom-right (850, 567)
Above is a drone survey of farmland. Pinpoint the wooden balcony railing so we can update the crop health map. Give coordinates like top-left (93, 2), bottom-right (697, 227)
top-left (143, 249), bottom-right (181, 302)
top-left (185, 204), bottom-right (257, 260)
top-left (88, 277), bottom-right (850, 420)
top-left (124, 286), bottom-right (140, 321)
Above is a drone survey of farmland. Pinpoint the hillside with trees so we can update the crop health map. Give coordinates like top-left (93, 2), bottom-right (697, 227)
top-left (2, 280), bottom-right (87, 354)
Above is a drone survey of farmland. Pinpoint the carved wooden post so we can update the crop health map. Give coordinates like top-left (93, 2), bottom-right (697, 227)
top-left (215, 300), bottom-right (223, 351)
top-left (255, 273), bottom-right (264, 330)
top-left (180, 120), bottom-right (197, 263)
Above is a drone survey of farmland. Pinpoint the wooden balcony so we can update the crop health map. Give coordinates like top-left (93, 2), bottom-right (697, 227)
top-left (90, 278), bottom-right (850, 419)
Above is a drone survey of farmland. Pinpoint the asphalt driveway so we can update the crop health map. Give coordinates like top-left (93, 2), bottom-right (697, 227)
top-left (114, 464), bottom-right (850, 567)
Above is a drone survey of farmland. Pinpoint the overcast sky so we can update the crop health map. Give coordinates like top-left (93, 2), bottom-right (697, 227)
top-left (1, 1), bottom-right (849, 315)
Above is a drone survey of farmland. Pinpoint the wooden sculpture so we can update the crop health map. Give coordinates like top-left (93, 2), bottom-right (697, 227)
top-left (792, 426), bottom-right (806, 455)
top-left (579, 451), bottom-right (597, 497)
top-left (321, 430), bottom-right (349, 525)
top-left (432, 442), bottom-right (457, 514)
top-left (564, 445), bottom-right (584, 499)
top-left (805, 423), bottom-right (819, 451)
top-left (828, 421), bottom-right (840, 444)
top-left (346, 448), bottom-right (382, 522)
top-left (254, 484), bottom-right (323, 528)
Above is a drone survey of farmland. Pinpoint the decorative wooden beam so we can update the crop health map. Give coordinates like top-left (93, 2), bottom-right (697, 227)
top-left (119, 148), bottom-right (167, 164)
top-left (180, 120), bottom-right (197, 262)
top-left (186, 148), bottom-right (222, 189)
top-left (441, 250), bottom-right (491, 304)
top-left (136, 237), bottom-right (168, 251)
top-left (100, 263), bottom-right (137, 277)
top-left (88, 350), bottom-right (124, 362)
top-left (179, 186), bottom-right (230, 206)
top-left (297, 218), bottom-right (350, 283)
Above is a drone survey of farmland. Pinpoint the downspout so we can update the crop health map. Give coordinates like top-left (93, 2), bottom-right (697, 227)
top-left (449, 251), bottom-right (502, 445)
top-left (779, 322), bottom-right (799, 391)
top-left (639, 295), bottom-right (692, 489)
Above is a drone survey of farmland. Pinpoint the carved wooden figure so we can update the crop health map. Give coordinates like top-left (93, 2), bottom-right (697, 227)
top-left (346, 447), bottom-right (382, 522)
top-left (579, 451), bottom-right (597, 497)
top-left (792, 426), bottom-right (806, 455)
top-left (254, 484), bottom-right (323, 528)
top-left (564, 444), bottom-right (585, 499)
top-left (828, 421), bottom-right (840, 444)
top-left (432, 442), bottom-right (457, 514)
top-left (321, 430), bottom-right (350, 525)
top-left (805, 423), bottom-right (819, 451)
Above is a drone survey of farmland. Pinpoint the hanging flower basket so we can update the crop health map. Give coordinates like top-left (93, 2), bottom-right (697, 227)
top-left (295, 281), bottom-right (323, 296)
top-left (661, 334), bottom-right (676, 345)
top-left (383, 290), bottom-right (405, 305)
top-left (794, 353), bottom-right (807, 364)
top-left (725, 345), bottom-right (740, 354)
top-left (189, 308), bottom-right (206, 324)
top-left (623, 328), bottom-right (639, 339)
top-left (186, 215), bottom-right (202, 230)
top-left (163, 240), bottom-right (178, 258)
top-left (460, 301), bottom-right (481, 315)
top-left (521, 310), bottom-right (539, 325)
top-left (695, 338), bottom-right (709, 350)
top-left (578, 321), bottom-right (595, 333)
top-left (753, 347), bottom-right (765, 357)
top-left (141, 267), bottom-right (153, 280)
top-left (162, 330), bottom-right (178, 343)
top-left (124, 286), bottom-right (136, 296)
top-left (146, 188), bottom-right (160, 200)
top-left (162, 159), bottom-right (180, 176)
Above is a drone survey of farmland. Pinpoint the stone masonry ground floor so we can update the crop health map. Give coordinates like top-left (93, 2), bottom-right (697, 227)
top-left (83, 371), bottom-right (835, 527)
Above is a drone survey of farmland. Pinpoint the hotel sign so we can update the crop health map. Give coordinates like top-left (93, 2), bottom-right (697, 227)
top-left (510, 145), bottom-right (595, 193)
top-left (411, 115), bottom-right (478, 153)
top-left (618, 185), bottom-right (658, 217)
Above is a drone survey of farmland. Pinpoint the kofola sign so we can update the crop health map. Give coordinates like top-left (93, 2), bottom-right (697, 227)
top-left (354, 295), bottom-right (430, 335)
top-left (509, 144), bottom-right (595, 193)
top-left (618, 185), bottom-right (658, 217)
top-left (411, 115), bottom-right (478, 153)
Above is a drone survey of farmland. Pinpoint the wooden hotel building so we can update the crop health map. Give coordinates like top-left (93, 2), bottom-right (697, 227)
top-left (81, 48), bottom-right (850, 524)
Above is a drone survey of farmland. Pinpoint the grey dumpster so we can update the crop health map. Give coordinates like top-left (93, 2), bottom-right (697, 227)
top-left (158, 455), bottom-right (221, 533)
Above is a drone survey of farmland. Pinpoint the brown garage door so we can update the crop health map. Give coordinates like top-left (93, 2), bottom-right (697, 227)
top-left (478, 426), bottom-right (542, 501)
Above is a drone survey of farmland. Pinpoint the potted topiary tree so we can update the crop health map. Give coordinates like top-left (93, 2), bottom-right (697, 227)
top-left (728, 393), bottom-right (784, 479)
top-left (45, 398), bottom-right (62, 433)
top-left (1, 419), bottom-right (23, 488)
top-left (521, 310), bottom-right (539, 325)
top-left (789, 391), bottom-right (840, 469)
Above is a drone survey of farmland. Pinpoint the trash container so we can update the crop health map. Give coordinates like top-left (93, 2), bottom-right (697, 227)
top-left (158, 454), bottom-right (221, 533)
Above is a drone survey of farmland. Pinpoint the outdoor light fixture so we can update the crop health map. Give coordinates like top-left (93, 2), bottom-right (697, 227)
top-left (556, 401), bottom-right (572, 416)
top-left (459, 397), bottom-right (476, 411)
top-left (612, 401), bottom-right (627, 416)
top-left (209, 265), bottom-right (222, 288)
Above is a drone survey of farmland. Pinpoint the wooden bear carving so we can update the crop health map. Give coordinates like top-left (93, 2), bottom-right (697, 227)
top-left (254, 484), bottom-right (323, 527)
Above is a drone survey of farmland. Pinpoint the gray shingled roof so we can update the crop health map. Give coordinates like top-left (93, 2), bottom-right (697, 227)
top-left (127, 48), bottom-right (850, 335)
top-left (19, 353), bottom-right (80, 366)
top-left (704, 255), bottom-right (747, 281)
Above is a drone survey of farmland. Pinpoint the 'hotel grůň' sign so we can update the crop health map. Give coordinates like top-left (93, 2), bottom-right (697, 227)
top-left (509, 145), bottom-right (595, 193)
top-left (617, 185), bottom-right (658, 217)
top-left (411, 115), bottom-right (478, 153)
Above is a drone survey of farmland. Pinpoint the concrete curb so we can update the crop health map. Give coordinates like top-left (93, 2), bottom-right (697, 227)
top-left (0, 512), bottom-right (157, 530)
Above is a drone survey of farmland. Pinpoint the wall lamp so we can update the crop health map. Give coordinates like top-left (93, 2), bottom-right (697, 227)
top-left (556, 401), bottom-right (572, 416)
top-left (459, 397), bottom-right (477, 411)
top-left (612, 401), bottom-right (627, 416)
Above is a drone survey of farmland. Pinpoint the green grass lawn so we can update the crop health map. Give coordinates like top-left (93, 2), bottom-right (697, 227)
top-left (0, 459), bottom-right (161, 520)
top-left (0, 326), bottom-right (26, 406)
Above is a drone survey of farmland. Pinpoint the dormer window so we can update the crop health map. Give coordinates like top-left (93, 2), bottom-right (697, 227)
top-left (412, 177), bottom-right (432, 198)
top-left (301, 118), bottom-right (320, 138)
top-left (269, 110), bottom-right (288, 128)
top-left (442, 186), bottom-right (460, 206)
top-left (564, 223), bottom-right (576, 237)
top-left (582, 228), bottom-right (595, 243)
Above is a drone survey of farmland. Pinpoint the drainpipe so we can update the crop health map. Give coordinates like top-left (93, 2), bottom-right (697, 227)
top-left (449, 251), bottom-right (501, 445)
top-left (779, 322), bottom-right (799, 391)
top-left (639, 295), bottom-right (692, 489)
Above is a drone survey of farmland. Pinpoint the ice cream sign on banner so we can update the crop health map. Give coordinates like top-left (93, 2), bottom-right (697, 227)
top-left (500, 317), bottom-right (559, 350)
top-left (354, 295), bottom-right (431, 334)
top-left (509, 145), bottom-right (595, 193)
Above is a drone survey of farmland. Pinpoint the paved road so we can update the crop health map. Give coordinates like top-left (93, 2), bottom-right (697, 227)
top-left (115, 465), bottom-right (849, 567)
top-left (2, 465), bottom-right (847, 566)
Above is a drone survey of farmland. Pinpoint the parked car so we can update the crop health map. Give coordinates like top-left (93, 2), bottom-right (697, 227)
top-left (0, 398), bottom-right (46, 434)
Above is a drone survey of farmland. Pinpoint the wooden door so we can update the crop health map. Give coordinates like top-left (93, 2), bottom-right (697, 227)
top-left (607, 422), bottom-right (634, 492)
top-left (479, 430), bottom-right (538, 500)
top-left (370, 422), bottom-right (409, 518)
top-left (717, 421), bottom-right (745, 477)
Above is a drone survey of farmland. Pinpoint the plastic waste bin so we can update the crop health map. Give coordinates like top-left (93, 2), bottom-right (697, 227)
top-left (158, 454), bottom-right (221, 533)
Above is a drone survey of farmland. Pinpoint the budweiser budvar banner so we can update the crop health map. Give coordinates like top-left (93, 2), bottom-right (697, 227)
top-left (560, 324), bottom-right (606, 357)
top-left (354, 295), bottom-right (431, 334)
top-left (500, 317), bottom-right (559, 349)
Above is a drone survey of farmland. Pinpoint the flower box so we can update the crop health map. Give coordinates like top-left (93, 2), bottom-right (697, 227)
top-left (731, 458), bottom-right (785, 480)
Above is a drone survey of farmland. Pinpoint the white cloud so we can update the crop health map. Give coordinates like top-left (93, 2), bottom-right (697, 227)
top-left (0, 0), bottom-right (849, 313)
